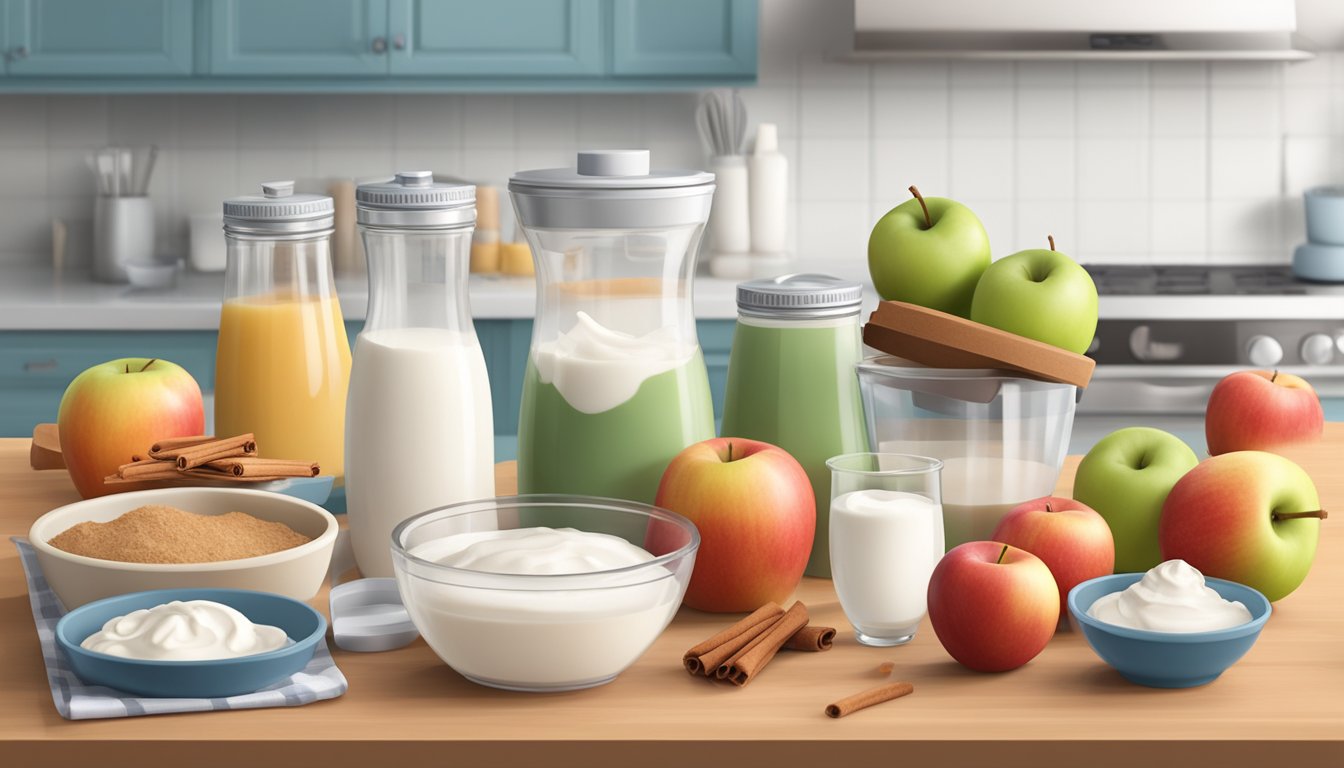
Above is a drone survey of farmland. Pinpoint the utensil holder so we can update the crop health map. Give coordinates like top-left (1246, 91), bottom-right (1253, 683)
top-left (93, 196), bottom-right (154, 283)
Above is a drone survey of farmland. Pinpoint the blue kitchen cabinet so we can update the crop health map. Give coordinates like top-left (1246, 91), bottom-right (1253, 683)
top-left (388, 0), bottom-right (603, 77)
top-left (3, 0), bottom-right (193, 76)
top-left (612, 0), bottom-right (756, 77)
top-left (206, 0), bottom-right (390, 76)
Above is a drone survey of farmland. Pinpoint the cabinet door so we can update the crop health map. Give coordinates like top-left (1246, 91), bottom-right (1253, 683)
top-left (208, 0), bottom-right (389, 76)
top-left (4, 0), bottom-right (192, 76)
top-left (388, 0), bottom-right (602, 77)
top-left (612, 0), bottom-right (756, 77)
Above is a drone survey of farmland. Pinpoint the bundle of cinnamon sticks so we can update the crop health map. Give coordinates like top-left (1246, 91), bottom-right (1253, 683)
top-left (104, 434), bottom-right (320, 485)
top-left (682, 601), bottom-right (835, 687)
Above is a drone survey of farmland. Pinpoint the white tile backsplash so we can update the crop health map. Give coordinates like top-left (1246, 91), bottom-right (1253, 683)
top-left (799, 138), bottom-right (869, 201)
top-left (1077, 138), bottom-right (1149, 200)
top-left (871, 137), bottom-right (949, 203)
top-left (799, 88), bottom-right (870, 138)
top-left (1015, 138), bottom-right (1075, 201)
top-left (950, 88), bottom-right (1014, 138)
top-left (1077, 87), bottom-right (1148, 138)
top-left (1210, 88), bottom-right (1282, 137)
top-left (1150, 138), bottom-right (1208, 200)
top-left (872, 88), bottom-right (949, 138)
top-left (949, 138), bottom-right (1014, 200)
top-left (1209, 138), bottom-right (1282, 199)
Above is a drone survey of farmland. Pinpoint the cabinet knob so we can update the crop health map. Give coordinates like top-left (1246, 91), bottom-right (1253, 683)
top-left (1246, 334), bottom-right (1283, 367)
top-left (393, 34), bottom-right (406, 51)
top-left (371, 36), bottom-right (387, 54)
top-left (23, 358), bottom-right (57, 372)
top-left (1300, 333), bottom-right (1335, 366)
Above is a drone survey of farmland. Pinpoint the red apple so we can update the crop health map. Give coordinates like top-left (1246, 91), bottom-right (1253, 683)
top-left (1160, 451), bottom-right (1324, 602)
top-left (927, 542), bottom-right (1059, 672)
top-left (649, 437), bottom-right (814, 613)
top-left (1205, 370), bottom-right (1323, 455)
top-left (991, 496), bottom-right (1114, 621)
top-left (57, 358), bottom-right (205, 498)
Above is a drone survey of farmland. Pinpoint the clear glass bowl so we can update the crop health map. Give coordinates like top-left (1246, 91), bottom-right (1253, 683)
top-left (391, 495), bottom-right (699, 692)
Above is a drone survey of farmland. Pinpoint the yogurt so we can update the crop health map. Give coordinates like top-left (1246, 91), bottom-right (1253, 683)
top-left (80, 600), bottom-right (289, 661)
top-left (399, 527), bottom-right (683, 689)
top-left (1088, 559), bottom-right (1253, 633)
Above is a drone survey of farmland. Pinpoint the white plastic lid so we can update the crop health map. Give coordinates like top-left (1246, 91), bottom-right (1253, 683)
top-left (223, 181), bottom-right (334, 236)
top-left (509, 149), bottom-right (715, 229)
top-left (356, 171), bottom-right (476, 229)
top-left (737, 273), bottom-right (863, 318)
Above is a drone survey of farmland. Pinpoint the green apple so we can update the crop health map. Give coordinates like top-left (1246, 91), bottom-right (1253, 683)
top-left (1073, 427), bottom-right (1198, 573)
top-left (1160, 451), bottom-right (1324, 602)
top-left (868, 186), bottom-right (991, 317)
top-left (969, 237), bottom-right (1098, 354)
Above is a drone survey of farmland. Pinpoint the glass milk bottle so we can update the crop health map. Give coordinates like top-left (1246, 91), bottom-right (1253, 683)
top-left (720, 274), bottom-right (869, 578)
top-left (344, 172), bottom-right (495, 577)
top-left (217, 181), bottom-right (351, 482)
top-left (510, 150), bottom-right (716, 504)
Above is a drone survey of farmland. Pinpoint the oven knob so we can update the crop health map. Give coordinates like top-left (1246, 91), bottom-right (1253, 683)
top-left (1246, 335), bottom-right (1283, 367)
top-left (1301, 333), bottom-right (1335, 365)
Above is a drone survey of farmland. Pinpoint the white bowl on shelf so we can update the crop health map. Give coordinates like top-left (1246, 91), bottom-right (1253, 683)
top-left (125, 260), bottom-right (177, 289)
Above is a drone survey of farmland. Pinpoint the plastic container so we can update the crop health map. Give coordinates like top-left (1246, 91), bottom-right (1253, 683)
top-left (1304, 185), bottom-right (1344, 245)
top-left (855, 356), bottom-right (1077, 550)
top-left (391, 495), bottom-right (699, 692)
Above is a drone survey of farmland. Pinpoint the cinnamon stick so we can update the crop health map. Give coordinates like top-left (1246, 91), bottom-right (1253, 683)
top-left (201, 457), bottom-right (319, 478)
top-left (148, 435), bottom-right (214, 456)
top-left (825, 681), bottom-right (915, 718)
top-left (723, 601), bottom-right (809, 686)
top-left (169, 434), bottom-right (257, 469)
top-left (114, 458), bottom-right (183, 480)
top-left (683, 603), bottom-right (784, 676)
top-left (784, 625), bottom-right (836, 652)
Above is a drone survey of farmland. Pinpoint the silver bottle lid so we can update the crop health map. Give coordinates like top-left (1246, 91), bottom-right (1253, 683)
top-left (223, 181), bottom-right (334, 236)
top-left (356, 171), bottom-right (476, 229)
top-left (736, 274), bottom-right (864, 319)
top-left (509, 149), bottom-right (715, 229)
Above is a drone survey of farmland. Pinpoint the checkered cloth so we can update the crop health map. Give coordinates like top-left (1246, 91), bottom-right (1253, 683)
top-left (11, 537), bottom-right (348, 720)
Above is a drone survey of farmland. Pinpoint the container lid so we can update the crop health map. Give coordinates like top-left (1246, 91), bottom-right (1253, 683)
top-left (356, 171), bottom-right (476, 229)
top-left (223, 181), bottom-right (334, 236)
top-left (328, 578), bottom-right (420, 653)
top-left (508, 149), bottom-right (715, 230)
top-left (737, 273), bottom-right (864, 318)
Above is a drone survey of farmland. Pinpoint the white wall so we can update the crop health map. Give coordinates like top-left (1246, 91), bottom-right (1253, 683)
top-left (0, 0), bottom-right (1341, 269)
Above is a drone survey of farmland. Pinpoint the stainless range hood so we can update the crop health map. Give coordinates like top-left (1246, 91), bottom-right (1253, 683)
top-left (848, 0), bottom-right (1313, 61)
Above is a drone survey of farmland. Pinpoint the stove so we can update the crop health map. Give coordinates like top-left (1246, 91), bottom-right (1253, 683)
top-left (1079, 264), bottom-right (1344, 419)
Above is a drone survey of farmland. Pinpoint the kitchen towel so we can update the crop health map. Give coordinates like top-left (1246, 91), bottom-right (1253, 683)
top-left (11, 537), bottom-right (348, 720)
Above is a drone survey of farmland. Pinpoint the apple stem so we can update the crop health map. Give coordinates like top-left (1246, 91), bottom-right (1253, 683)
top-left (1271, 369), bottom-right (1279, 383)
top-left (139, 359), bottom-right (157, 373)
top-left (1047, 235), bottom-right (1055, 251)
top-left (124, 363), bottom-right (129, 373)
top-left (1272, 509), bottom-right (1328, 521)
top-left (996, 544), bottom-right (1008, 564)
top-left (908, 185), bottom-right (932, 230)
top-left (727, 441), bottom-right (734, 463)
top-left (1046, 501), bottom-right (1053, 513)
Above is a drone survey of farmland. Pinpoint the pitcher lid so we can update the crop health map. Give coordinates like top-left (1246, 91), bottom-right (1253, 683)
top-left (356, 171), bottom-right (476, 229)
top-left (509, 150), bottom-right (715, 230)
top-left (509, 150), bottom-right (713, 191)
top-left (223, 181), bottom-right (334, 236)
top-left (737, 274), bottom-right (864, 319)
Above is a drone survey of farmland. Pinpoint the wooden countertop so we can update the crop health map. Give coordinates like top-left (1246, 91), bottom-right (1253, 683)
top-left (2, 431), bottom-right (1342, 767)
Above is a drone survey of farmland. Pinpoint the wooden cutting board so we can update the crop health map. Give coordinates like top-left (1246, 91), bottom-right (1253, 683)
top-left (29, 424), bottom-right (63, 470)
top-left (863, 300), bottom-right (1095, 389)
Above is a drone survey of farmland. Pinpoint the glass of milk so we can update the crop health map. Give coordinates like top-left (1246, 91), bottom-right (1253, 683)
top-left (826, 453), bottom-right (944, 647)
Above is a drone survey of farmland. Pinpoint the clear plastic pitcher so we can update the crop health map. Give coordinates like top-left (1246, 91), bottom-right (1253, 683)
top-left (345, 171), bottom-right (494, 577)
top-left (217, 181), bottom-right (350, 482)
top-left (509, 150), bottom-right (716, 504)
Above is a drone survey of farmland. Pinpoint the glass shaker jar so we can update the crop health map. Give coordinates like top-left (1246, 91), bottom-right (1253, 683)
top-left (345, 171), bottom-right (495, 577)
top-left (509, 150), bottom-right (716, 504)
top-left (720, 274), bottom-right (869, 577)
top-left (217, 181), bottom-right (351, 481)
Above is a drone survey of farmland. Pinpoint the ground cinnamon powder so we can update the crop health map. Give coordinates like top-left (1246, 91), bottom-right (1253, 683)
top-left (48, 504), bottom-right (312, 564)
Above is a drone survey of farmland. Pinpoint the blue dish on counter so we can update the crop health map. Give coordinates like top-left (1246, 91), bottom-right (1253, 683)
top-left (1068, 573), bottom-right (1271, 689)
top-left (55, 588), bottom-right (326, 698)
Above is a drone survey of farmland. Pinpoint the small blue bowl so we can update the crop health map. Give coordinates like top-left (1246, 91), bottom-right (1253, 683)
top-left (56, 588), bottom-right (326, 698)
top-left (1068, 573), bottom-right (1271, 689)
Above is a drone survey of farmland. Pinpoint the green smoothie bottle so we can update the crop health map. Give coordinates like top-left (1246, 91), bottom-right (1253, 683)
top-left (720, 274), bottom-right (868, 577)
top-left (509, 150), bottom-right (716, 519)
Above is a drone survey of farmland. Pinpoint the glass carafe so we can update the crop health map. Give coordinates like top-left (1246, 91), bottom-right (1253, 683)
top-left (510, 150), bottom-right (716, 504)
top-left (345, 171), bottom-right (495, 577)
top-left (217, 181), bottom-right (351, 482)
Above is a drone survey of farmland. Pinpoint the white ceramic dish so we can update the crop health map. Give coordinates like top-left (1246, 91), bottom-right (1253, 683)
top-left (29, 487), bottom-right (338, 609)
top-left (125, 260), bottom-right (177, 289)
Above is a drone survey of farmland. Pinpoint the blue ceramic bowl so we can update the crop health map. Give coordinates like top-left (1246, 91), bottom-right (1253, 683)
top-left (56, 588), bottom-right (326, 698)
top-left (1068, 573), bottom-right (1271, 689)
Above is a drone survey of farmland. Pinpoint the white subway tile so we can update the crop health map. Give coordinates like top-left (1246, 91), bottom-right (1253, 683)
top-left (107, 96), bottom-right (178, 148)
top-left (949, 138), bottom-right (1014, 200)
top-left (1149, 62), bottom-right (1207, 88)
top-left (872, 137), bottom-right (948, 204)
top-left (1078, 200), bottom-right (1149, 257)
top-left (516, 95), bottom-right (580, 148)
top-left (798, 138), bottom-right (869, 201)
top-left (873, 88), bottom-right (949, 139)
top-left (1282, 86), bottom-right (1333, 136)
top-left (1148, 251), bottom-right (1208, 265)
top-left (1209, 138), bottom-right (1281, 199)
top-left (1150, 87), bottom-right (1207, 137)
top-left (577, 95), bottom-right (643, 146)
top-left (797, 200), bottom-right (872, 260)
top-left (799, 88), bottom-right (870, 138)
top-left (0, 149), bottom-right (47, 198)
top-left (1077, 138), bottom-right (1149, 200)
top-left (730, 87), bottom-right (795, 141)
top-left (872, 60), bottom-right (949, 90)
top-left (1015, 87), bottom-right (1074, 138)
top-left (1015, 138), bottom-right (1075, 201)
top-left (311, 95), bottom-right (394, 149)
top-left (1211, 62), bottom-right (1280, 88)
top-left (394, 95), bottom-right (463, 149)
top-left (313, 146), bottom-right (395, 180)
top-left (799, 51), bottom-right (870, 88)
top-left (1015, 62), bottom-right (1075, 88)
top-left (0, 96), bottom-right (47, 148)
top-left (1014, 200), bottom-right (1076, 255)
top-left (1283, 55), bottom-right (1332, 87)
top-left (175, 149), bottom-right (240, 217)
top-left (460, 148), bottom-right (518, 189)
top-left (0, 198), bottom-right (49, 257)
top-left (1150, 199), bottom-right (1208, 255)
top-left (177, 95), bottom-right (239, 149)
top-left (461, 95), bottom-right (517, 148)
top-left (1280, 196), bottom-right (1305, 246)
top-left (1150, 137), bottom-right (1207, 200)
top-left (950, 62), bottom-right (1014, 87)
top-left (237, 96), bottom-right (318, 149)
top-left (645, 139), bottom-right (707, 174)
top-left (46, 147), bottom-right (94, 197)
top-left (1077, 87), bottom-right (1148, 137)
top-left (1208, 199), bottom-right (1280, 256)
top-left (46, 96), bottom-right (108, 149)
top-left (236, 147), bottom-right (315, 189)
top-left (392, 147), bottom-right (464, 179)
top-left (950, 88), bottom-right (1014, 138)
top-left (1077, 62), bottom-right (1148, 88)
top-left (1282, 136), bottom-right (1333, 197)
top-left (1209, 88), bottom-right (1280, 137)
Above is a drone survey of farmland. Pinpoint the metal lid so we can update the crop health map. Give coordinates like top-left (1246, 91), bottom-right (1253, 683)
top-left (356, 171), bottom-right (476, 229)
top-left (508, 149), bottom-right (715, 230)
top-left (223, 181), bottom-right (334, 236)
top-left (737, 274), bottom-right (864, 319)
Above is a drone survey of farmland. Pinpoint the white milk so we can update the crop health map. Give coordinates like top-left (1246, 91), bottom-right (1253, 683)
top-left (346, 328), bottom-right (495, 577)
top-left (399, 528), bottom-right (682, 690)
top-left (532, 311), bottom-right (695, 413)
top-left (830, 489), bottom-right (944, 645)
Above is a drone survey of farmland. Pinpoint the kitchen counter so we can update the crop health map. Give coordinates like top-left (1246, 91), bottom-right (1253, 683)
top-left (2, 431), bottom-right (1341, 766)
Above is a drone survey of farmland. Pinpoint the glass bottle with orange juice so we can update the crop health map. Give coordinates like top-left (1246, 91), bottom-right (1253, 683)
top-left (217, 181), bottom-right (351, 482)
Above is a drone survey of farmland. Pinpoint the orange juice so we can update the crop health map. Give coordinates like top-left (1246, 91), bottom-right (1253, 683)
top-left (214, 293), bottom-right (351, 480)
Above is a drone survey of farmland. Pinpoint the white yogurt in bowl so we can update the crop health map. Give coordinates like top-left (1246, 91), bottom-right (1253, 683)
top-left (392, 499), bottom-right (699, 692)
top-left (1088, 559), bottom-right (1253, 633)
top-left (81, 599), bottom-right (289, 661)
